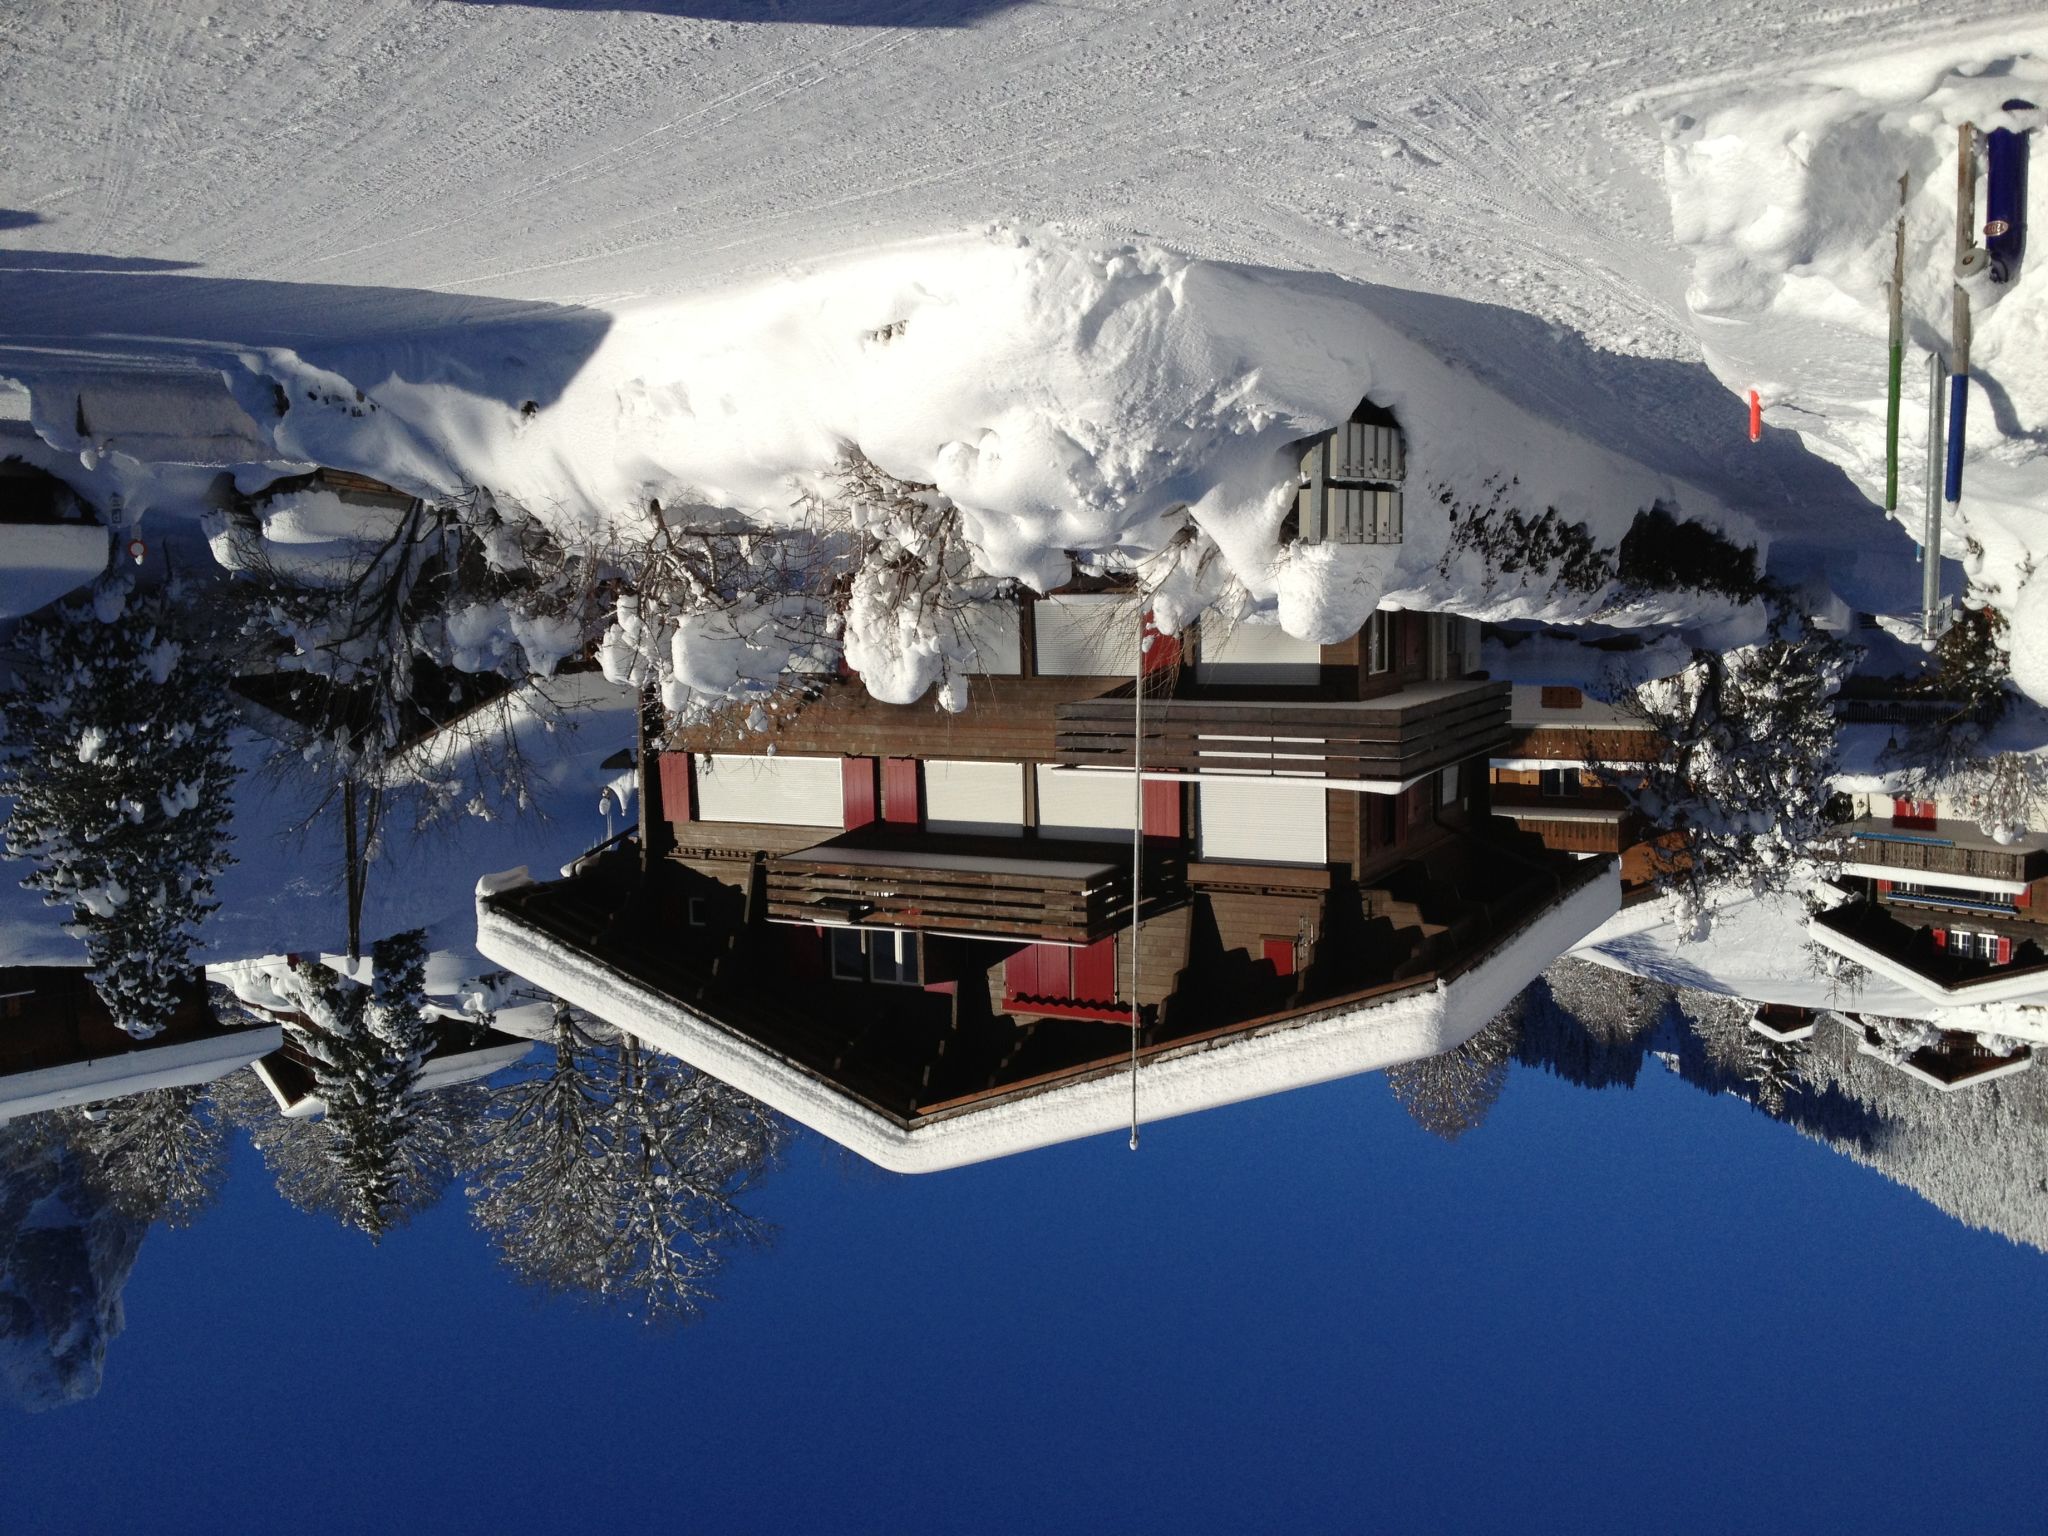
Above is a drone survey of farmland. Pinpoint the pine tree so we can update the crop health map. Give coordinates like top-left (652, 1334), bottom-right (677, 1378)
top-left (253, 933), bottom-right (450, 1239)
top-left (1385, 1005), bottom-right (1521, 1142)
top-left (1618, 630), bottom-right (1846, 939)
top-left (0, 581), bottom-right (237, 1038)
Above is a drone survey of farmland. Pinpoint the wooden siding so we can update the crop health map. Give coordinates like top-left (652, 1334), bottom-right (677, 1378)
top-left (665, 674), bottom-right (1119, 762)
top-left (1503, 814), bottom-right (1628, 855)
top-left (1504, 725), bottom-right (1659, 763)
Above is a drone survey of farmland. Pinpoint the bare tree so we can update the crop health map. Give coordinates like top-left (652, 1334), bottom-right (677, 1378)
top-left (467, 1003), bottom-right (786, 1324)
top-left (1385, 1005), bottom-right (1522, 1142)
top-left (56, 1085), bottom-right (228, 1229)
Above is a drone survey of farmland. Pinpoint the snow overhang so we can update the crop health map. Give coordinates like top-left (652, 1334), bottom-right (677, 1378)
top-left (0, 1024), bottom-right (283, 1123)
top-left (1837, 862), bottom-right (2030, 896)
top-left (477, 863), bottom-right (1619, 1174)
top-left (1851, 1037), bottom-right (2034, 1093)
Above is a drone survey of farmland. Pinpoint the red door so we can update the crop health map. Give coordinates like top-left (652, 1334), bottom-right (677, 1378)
top-left (1262, 938), bottom-right (1297, 977)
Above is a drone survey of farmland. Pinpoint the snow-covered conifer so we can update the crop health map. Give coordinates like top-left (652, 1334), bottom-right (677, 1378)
top-left (0, 582), bottom-right (236, 1038)
top-left (1617, 630), bottom-right (1846, 939)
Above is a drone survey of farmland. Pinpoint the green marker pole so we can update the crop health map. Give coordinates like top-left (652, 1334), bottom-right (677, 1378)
top-left (1885, 173), bottom-right (1906, 512)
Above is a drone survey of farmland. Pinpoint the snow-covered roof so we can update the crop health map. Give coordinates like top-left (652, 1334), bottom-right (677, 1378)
top-left (0, 1024), bottom-right (283, 1124)
top-left (0, 522), bottom-right (107, 620)
top-left (1506, 685), bottom-right (1650, 732)
top-left (476, 863), bottom-right (1619, 1174)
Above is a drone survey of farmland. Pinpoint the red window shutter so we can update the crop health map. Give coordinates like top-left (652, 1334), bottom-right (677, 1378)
top-left (1139, 611), bottom-right (1181, 675)
top-left (1141, 779), bottom-right (1182, 838)
top-left (1006, 942), bottom-right (1071, 1000)
top-left (1072, 937), bottom-right (1117, 1004)
top-left (882, 758), bottom-right (921, 825)
top-left (842, 757), bottom-right (878, 828)
top-left (1932, 928), bottom-right (1947, 949)
top-left (1262, 938), bottom-right (1296, 977)
top-left (657, 753), bottom-right (694, 823)
top-left (1997, 937), bottom-right (2014, 965)
top-left (1877, 879), bottom-right (1891, 894)
top-left (783, 926), bottom-right (825, 979)
top-left (1891, 797), bottom-right (1910, 822)
top-left (2018, 886), bottom-right (2033, 909)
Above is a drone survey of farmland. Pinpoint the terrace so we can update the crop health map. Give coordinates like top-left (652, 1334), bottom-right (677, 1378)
top-left (763, 824), bottom-right (1185, 945)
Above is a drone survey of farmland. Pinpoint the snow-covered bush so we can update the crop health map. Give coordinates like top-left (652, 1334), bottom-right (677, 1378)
top-left (799, 448), bottom-right (1014, 712)
top-left (1617, 630), bottom-right (1846, 940)
top-left (0, 582), bottom-right (237, 1038)
top-left (55, 1085), bottom-right (227, 1229)
top-left (595, 514), bottom-right (836, 726)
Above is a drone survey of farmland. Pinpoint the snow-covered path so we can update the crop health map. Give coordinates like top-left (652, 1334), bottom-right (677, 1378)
top-left (2, 0), bottom-right (2019, 352)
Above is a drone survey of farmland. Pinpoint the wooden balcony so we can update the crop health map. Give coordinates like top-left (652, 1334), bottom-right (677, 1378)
top-left (1842, 819), bottom-right (2048, 887)
top-left (1054, 679), bottom-right (1509, 786)
top-left (764, 826), bottom-right (1183, 944)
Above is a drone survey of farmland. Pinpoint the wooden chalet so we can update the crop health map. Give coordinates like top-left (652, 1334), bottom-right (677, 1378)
top-left (0, 967), bottom-right (280, 1123)
top-left (1809, 792), bottom-right (2048, 1008)
top-left (476, 593), bottom-right (1622, 1172)
top-left (1846, 1015), bottom-right (2034, 1093)
top-left (1487, 683), bottom-right (1676, 900)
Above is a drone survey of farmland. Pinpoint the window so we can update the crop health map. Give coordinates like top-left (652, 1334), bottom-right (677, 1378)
top-left (1367, 611), bottom-right (1393, 675)
top-left (870, 931), bottom-right (921, 986)
top-left (829, 927), bottom-right (867, 981)
top-left (1891, 797), bottom-right (1937, 828)
top-left (1939, 929), bottom-right (2015, 964)
top-left (1540, 685), bottom-right (1583, 709)
top-left (1540, 767), bottom-right (1583, 798)
top-left (829, 928), bottom-right (922, 985)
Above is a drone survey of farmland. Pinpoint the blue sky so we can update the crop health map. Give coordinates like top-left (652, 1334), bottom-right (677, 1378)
top-left (6, 1059), bottom-right (2042, 1535)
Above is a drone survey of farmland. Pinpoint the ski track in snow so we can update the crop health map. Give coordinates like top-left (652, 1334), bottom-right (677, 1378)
top-left (3, 0), bottom-right (2022, 357)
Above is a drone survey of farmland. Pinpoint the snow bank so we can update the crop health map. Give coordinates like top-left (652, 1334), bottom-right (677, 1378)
top-left (1657, 28), bottom-right (2048, 695)
top-left (236, 232), bottom-right (1767, 653)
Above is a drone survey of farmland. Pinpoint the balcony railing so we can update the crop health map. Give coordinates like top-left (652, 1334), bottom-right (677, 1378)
top-left (1846, 826), bottom-right (2045, 885)
top-left (1055, 679), bottom-right (1509, 785)
top-left (764, 827), bottom-right (1184, 944)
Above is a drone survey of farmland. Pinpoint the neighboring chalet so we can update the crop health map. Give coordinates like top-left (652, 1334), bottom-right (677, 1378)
top-left (1486, 684), bottom-right (1674, 900)
top-left (478, 534), bottom-right (1621, 1169)
top-left (1809, 791), bottom-right (2048, 1009)
top-left (0, 968), bottom-right (279, 1124)
top-left (0, 457), bottom-right (107, 622)
top-left (248, 1022), bottom-right (533, 1119)
top-left (1845, 1013), bottom-right (2034, 1094)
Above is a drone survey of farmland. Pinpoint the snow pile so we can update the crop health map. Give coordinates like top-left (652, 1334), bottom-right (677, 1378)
top-left (234, 232), bottom-right (1773, 666)
top-left (1657, 29), bottom-right (2048, 697)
